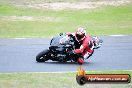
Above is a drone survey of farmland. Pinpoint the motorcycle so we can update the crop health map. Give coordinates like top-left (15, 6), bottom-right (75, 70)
top-left (36, 33), bottom-right (103, 64)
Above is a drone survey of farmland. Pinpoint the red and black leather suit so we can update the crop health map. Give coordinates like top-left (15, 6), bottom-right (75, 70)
top-left (67, 32), bottom-right (94, 59)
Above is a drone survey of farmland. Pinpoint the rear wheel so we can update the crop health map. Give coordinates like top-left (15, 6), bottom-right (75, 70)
top-left (36, 49), bottom-right (50, 62)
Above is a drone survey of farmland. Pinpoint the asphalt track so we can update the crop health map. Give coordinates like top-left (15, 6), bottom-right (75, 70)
top-left (0, 35), bottom-right (132, 72)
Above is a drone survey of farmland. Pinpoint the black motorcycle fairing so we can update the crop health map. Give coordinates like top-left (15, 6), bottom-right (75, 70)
top-left (48, 35), bottom-right (76, 62)
top-left (70, 35), bottom-right (82, 49)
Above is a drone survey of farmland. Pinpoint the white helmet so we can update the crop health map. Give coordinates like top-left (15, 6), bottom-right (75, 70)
top-left (75, 27), bottom-right (86, 41)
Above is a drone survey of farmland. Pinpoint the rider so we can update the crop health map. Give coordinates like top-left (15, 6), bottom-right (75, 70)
top-left (66, 27), bottom-right (94, 64)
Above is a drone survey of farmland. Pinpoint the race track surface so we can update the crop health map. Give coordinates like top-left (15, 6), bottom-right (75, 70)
top-left (0, 36), bottom-right (132, 72)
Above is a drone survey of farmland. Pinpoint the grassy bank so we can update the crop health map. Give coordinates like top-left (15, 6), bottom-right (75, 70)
top-left (0, 71), bottom-right (132, 88)
top-left (0, 2), bottom-right (132, 38)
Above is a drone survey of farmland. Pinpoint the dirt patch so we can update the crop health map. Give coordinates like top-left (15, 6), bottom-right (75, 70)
top-left (0, 16), bottom-right (62, 22)
top-left (14, 0), bottom-right (131, 10)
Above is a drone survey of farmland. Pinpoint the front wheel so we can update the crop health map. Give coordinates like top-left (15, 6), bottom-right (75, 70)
top-left (36, 49), bottom-right (50, 62)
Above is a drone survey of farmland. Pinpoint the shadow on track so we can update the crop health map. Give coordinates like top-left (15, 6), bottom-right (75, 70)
top-left (35, 60), bottom-right (94, 66)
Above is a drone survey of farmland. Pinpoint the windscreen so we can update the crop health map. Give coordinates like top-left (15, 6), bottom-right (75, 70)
top-left (59, 36), bottom-right (70, 45)
top-left (50, 35), bottom-right (70, 46)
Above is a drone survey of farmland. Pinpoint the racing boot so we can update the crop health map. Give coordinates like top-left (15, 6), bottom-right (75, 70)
top-left (77, 57), bottom-right (84, 65)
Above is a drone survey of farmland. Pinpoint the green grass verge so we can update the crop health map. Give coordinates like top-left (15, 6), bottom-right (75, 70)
top-left (0, 3), bottom-right (132, 38)
top-left (0, 71), bottom-right (132, 88)
top-left (0, 0), bottom-right (115, 4)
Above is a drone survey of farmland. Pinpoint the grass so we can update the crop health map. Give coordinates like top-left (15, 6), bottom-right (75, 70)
top-left (0, 0), bottom-right (111, 3)
top-left (0, 2), bottom-right (132, 38)
top-left (0, 71), bottom-right (132, 88)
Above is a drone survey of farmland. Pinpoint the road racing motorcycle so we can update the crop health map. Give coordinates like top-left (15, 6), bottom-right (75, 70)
top-left (36, 33), bottom-right (103, 64)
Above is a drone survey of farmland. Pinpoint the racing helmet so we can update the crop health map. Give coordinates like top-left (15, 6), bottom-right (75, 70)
top-left (75, 27), bottom-right (86, 41)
